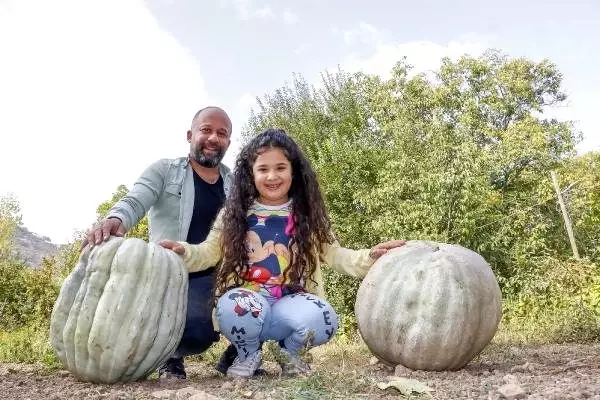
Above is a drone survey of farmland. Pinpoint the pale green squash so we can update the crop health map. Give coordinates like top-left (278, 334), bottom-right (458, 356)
top-left (49, 237), bottom-right (188, 383)
top-left (355, 240), bottom-right (502, 371)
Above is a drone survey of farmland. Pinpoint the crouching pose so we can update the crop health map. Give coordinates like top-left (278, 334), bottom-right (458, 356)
top-left (160, 128), bottom-right (406, 377)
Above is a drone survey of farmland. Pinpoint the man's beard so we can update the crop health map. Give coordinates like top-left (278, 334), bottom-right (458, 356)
top-left (193, 147), bottom-right (224, 168)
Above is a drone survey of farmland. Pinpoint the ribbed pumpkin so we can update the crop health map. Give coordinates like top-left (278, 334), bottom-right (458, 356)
top-left (49, 237), bottom-right (188, 383)
top-left (355, 240), bottom-right (501, 371)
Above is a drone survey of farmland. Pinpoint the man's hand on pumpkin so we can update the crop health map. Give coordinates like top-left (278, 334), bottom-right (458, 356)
top-left (82, 217), bottom-right (125, 251)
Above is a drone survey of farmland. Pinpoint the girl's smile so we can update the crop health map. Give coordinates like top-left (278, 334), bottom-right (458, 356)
top-left (252, 147), bottom-right (292, 206)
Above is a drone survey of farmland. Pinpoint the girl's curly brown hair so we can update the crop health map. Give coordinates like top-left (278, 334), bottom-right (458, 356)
top-left (213, 128), bottom-right (335, 301)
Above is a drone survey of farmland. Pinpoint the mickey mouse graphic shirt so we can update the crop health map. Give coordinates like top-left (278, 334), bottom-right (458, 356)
top-left (241, 199), bottom-right (297, 302)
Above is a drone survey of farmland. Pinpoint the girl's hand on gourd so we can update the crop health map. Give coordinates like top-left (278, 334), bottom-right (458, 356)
top-left (369, 239), bottom-right (407, 260)
top-left (159, 240), bottom-right (186, 256)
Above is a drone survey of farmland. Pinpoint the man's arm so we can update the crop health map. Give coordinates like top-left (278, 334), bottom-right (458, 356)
top-left (84, 159), bottom-right (168, 248)
top-left (107, 159), bottom-right (168, 230)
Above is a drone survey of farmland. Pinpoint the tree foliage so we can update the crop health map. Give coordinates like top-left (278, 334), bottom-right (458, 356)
top-left (0, 194), bottom-right (22, 261)
top-left (242, 50), bottom-right (598, 328)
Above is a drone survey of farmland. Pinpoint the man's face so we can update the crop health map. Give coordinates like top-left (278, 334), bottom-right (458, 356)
top-left (187, 108), bottom-right (232, 167)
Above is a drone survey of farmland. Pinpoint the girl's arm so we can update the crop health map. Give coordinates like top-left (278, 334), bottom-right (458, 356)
top-left (159, 209), bottom-right (225, 273)
top-left (319, 240), bottom-right (374, 279)
top-left (320, 237), bottom-right (407, 278)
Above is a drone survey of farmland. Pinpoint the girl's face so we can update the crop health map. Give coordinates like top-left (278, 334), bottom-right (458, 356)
top-left (252, 147), bottom-right (292, 206)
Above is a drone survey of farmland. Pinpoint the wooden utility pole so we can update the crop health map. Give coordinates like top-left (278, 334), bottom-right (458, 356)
top-left (550, 171), bottom-right (580, 259)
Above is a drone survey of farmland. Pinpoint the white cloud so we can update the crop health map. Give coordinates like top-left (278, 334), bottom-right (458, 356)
top-left (283, 9), bottom-right (299, 25)
top-left (343, 34), bottom-right (488, 78)
top-left (253, 6), bottom-right (275, 19)
top-left (293, 43), bottom-right (311, 55)
top-left (221, 1), bottom-right (298, 24)
top-left (342, 22), bottom-right (382, 45)
top-left (237, 93), bottom-right (260, 118)
top-left (0, 0), bottom-right (212, 243)
top-left (223, 0), bottom-right (275, 20)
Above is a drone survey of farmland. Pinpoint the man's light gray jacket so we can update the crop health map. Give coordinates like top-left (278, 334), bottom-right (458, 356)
top-left (108, 157), bottom-right (232, 243)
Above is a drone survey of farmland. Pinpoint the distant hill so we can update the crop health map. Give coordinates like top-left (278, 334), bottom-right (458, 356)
top-left (12, 225), bottom-right (60, 268)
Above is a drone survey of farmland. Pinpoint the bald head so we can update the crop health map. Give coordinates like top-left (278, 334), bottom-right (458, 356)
top-left (191, 106), bottom-right (232, 131)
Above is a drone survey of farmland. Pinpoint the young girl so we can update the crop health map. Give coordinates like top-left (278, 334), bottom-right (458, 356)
top-left (159, 128), bottom-right (405, 378)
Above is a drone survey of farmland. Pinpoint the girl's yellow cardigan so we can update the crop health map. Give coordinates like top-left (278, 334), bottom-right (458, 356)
top-left (176, 209), bottom-right (376, 329)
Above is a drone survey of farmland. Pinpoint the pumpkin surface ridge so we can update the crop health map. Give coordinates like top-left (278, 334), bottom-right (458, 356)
top-left (410, 266), bottom-right (434, 369)
top-left (66, 260), bottom-right (90, 371)
top-left (139, 242), bottom-right (187, 380)
top-left (450, 259), bottom-right (473, 370)
top-left (126, 249), bottom-right (165, 379)
top-left (456, 247), bottom-right (486, 369)
top-left (467, 256), bottom-right (490, 365)
top-left (50, 254), bottom-right (87, 368)
top-left (157, 251), bottom-right (184, 359)
top-left (102, 243), bottom-right (139, 381)
top-left (82, 254), bottom-right (114, 378)
top-left (379, 261), bottom-right (396, 343)
top-left (74, 243), bottom-right (115, 374)
top-left (428, 265), bottom-right (451, 369)
top-left (117, 241), bottom-right (161, 380)
top-left (373, 257), bottom-right (397, 360)
top-left (95, 248), bottom-right (127, 380)
top-left (127, 243), bottom-right (173, 380)
top-left (68, 255), bottom-right (92, 372)
top-left (397, 258), bottom-right (416, 364)
top-left (118, 239), bottom-right (159, 380)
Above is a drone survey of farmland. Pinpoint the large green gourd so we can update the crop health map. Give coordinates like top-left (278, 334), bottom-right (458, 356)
top-left (355, 240), bottom-right (502, 371)
top-left (49, 237), bottom-right (188, 383)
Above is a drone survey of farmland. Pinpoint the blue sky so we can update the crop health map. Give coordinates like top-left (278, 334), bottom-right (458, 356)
top-left (0, 0), bottom-right (598, 243)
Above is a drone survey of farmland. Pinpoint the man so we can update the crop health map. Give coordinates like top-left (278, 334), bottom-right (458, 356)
top-left (84, 106), bottom-right (239, 379)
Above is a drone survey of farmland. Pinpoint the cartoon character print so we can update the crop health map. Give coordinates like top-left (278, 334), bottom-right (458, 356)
top-left (229, 289), bottom-right (263, 318)
top-left (243, 212), bottom-right (294, 297)
top-left (245, 231), bottom-right (288, 284)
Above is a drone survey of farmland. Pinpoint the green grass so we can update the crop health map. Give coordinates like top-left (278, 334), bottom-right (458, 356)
top-left (495, 298), bottom-right (600, 344)
top-left (194, 338), bottom-right (383, 400)
top-left (0, 323), bottom-right (61, 369)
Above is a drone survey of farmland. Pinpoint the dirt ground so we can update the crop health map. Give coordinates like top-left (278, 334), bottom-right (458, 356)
top-left (1, 342), bottom-right (599, 399)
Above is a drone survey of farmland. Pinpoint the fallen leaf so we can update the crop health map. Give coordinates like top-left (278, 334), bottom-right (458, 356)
top-left (377, 378), bottom-right (434, 396)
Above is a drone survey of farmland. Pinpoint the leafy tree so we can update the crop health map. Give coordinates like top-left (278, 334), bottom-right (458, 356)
top-left (242, 50), bottom-right (590, 326)
top-left (0, 194), bottom-right (22, 261)
top-left (0, 259), bottom-right (29, 328)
